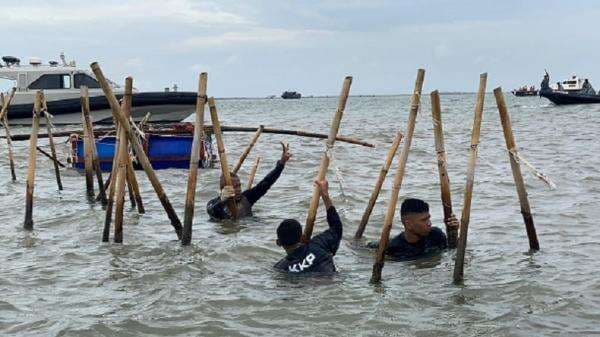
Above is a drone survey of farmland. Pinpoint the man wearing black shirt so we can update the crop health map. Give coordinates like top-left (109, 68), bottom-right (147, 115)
top-left (369, 198), bottom-right (459, 260)
top-left (206, 143), bottom-right (291, 220)
top-left (274, 179), bottom-right (343, 273)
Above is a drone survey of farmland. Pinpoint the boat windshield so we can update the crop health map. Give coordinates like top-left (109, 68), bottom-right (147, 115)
top-left (0, 77), bottom-right (15, 93)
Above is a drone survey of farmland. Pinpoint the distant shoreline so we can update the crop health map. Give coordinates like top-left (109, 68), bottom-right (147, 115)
top-left (215, 92), bottom-right (480, 100)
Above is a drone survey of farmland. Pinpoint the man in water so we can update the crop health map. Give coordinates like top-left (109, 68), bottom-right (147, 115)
top-left (207, 143), bottom-right (291, 220)
top-left (274, 179), bottom-right (342, 273)
top-left (368, 198), bottom-right (459, 260)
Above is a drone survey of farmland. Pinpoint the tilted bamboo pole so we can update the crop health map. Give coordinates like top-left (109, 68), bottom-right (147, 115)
top-left (232, 125), bottom-right (264, 174)
top-left (113, 77), bottom-right (134, 243)
top-left (126, 177), bottom-right (136, 208)
top-left (91, 62), bottom-right (182, 239)
top-left (430, 90), bottom-right (456, 248)
top-left (1, 89), bottom-right (17, 181)
top-left (82, 110), bottom-right (94, 197)
top-left (354, 131), bottom-right (403, 239)
top-left (81, 86), bottom-right (107, 204)
top-left (182, 72), bottom-right (208, 246)
top-left (246, 156), bottom-right (261, 190)
top-left (41, 96), bottom-right (63, 190)
top-left (23, 91), bottom-right (44, 230)
top-left (208, 97), bottom-right (238, 219)
top-left (102, 122), bottom-right (122, 241)
top-left (36, 146), bottom-right (65, 167)
top-left (125, 156), bottom-right (144, 213)
top-left (303, 76), bottom-right (352, 240)
top-left (371, 69), bottom-right (425, 284)
top-left (453, 73), bottom-right (488, 284)
top-left (494, 87), bottom-right (540, 251)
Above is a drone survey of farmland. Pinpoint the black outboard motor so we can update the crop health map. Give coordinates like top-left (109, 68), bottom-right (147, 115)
top-left (2, 56), bottom-right (20, 66)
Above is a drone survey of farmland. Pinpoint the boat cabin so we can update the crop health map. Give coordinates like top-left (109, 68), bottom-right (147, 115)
top-left (552, 75), bottom-right (587, 92)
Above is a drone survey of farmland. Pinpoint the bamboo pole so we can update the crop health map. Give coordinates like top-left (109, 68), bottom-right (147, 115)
top-left (126, 177), bottom-right (136, 208)
top-left (41, 96), bottom-right (63, 190)
top-left (246, 156), bottom-right (261, 190)
top-left (303, 76), bottom-right (352, 240)
top-left (91, 62), bottom-right (182, 239)
top-left (102, 123), bottom-right (122, 241)
top-left (81, 86), bottom-right (107, 204)
top-left (113, 77), bottom-right (133, 243)
top-left (23, 91), bottom-right (43, 230)
top-left (36, 146), bottom-right (66, 167)
top-left (182, 72), bottom-right (208, 246)
top-left (1, 89), bottom-right (17, 181)
top-left (494, 87), bottom-right (540, 251)
top-left (232, 125), bottom-right (264, 174)
top-left (82, 110), bottom-right (94, 197)
top-left (453, 73), bottom-right (488, 284)
top-left (371, 69), bottom-right (425, 284)
top-left (125, 156), bottom-right (144, 213)
top-left (354, 131), bottom-right (403, 239)
top-left (208, 97), bottom-right (238, 218)
top-left (430, 90), bottom-right (456, 248)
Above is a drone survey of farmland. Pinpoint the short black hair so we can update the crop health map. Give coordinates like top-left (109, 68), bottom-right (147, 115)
top-left (277, 219), bottom-right (302, 246)
top-left (400, 198), bottom-right (429, 216)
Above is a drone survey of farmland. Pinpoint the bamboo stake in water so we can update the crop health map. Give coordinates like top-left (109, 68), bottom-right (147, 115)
top-left (91, 62), bottom-right (183, 239)
top-left (208, 97), bottom-right (238, 218)
top-left (494, 87), bottom-right (540, 251)
top-left (246, 156), bottom-right (261, 190)
top-left (113, 77), bottom-right (133, 243)
top-left (81, 86), bottom-right (107, 204)
top-left (304, 76), bottom-right (352, 240)
top-left (453, 73), bottom-right (488, 284)
top-left (232, 125), bottom-right (264, 174)
top-left (125, 156), bottom-right (144, 213)
top-left (102, 124), bottom-right (122, 241)
top-left (23, 91), bottom-right (44, 230)
top-left (1, 89), bottom-right (17, 181)
top-left (354, 131), bottom-right (403, 239)
top-left (41, 96), bottom-right (63, 191)
top-left (182, 72), bottom-right (208, 246)
top-left (371, 69), bottom-right (425, 284)
top-left (82, 111), bottom-right (95, 197)
top-left (430, 90), bottom-right (456, 248)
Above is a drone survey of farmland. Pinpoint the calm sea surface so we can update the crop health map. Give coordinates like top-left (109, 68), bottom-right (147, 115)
top-left (1, 93), bottom-right (600, 336)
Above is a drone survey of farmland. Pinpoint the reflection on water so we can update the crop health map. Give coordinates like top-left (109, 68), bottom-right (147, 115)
top-left (1, 94), bottom-right (600, 336)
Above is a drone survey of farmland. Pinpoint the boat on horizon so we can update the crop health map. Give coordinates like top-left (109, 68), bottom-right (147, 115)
top-left (511, 85), bottom-right (538, 97)
top-left (281, 91), bottom-right (301, 99)
top-left (0, 53), bottom-right (198, 125)
top-left (539, 71), bottom-right (600, 105)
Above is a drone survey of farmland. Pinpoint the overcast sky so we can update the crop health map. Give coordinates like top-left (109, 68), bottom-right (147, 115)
top-left (2, 0), bottom-right (599, 96)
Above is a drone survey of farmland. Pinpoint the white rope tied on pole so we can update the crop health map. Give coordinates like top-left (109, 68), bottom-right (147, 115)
top-left (509, 149), bottom-right (557, 189)
top-left (324, 142), bottom-right (347, 198)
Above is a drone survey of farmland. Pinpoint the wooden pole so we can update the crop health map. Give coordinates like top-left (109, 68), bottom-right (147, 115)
top-left (36, 146), bottom-right (66, 167)
top-left (182, 72), bottom-right (208, 245)
top-left (1, 89), bottom-right (17, 181)
top-left (430, 90), bottom-right (456, 248)
top-left (232, 125), bottom-right (264, 174)
top-left (246, 156), bottom-right (261, 190)
top-left (303, 76), bottom-right (352, 240)
top-left (371, 69), bottom-right (425, 284)
top-left (82, 109), bottom-right (95, 197)
top-left (81, 86), bottom-right (107, 204)
top-left (494, 87), bottom-right (540, 251)
top-left (354, 131), bottom-right (403, 239)
top-left (23, 91), bottom-right (43, 230)
top-left (208, 97), bottom-right (238, 218)
top-left (453, 73), bottom-right (488, 284)
top-left (91, 62), bottom-right (182, 239)
top-left (113, 77), bottom-right (133, 243)
top-left (102, 123), bottom-right (121, 241)
top-left (125, 157), bottom-right (144, 213)
top-left (41, 96), bottom-right (63, 191)
top-left (126, 177), bottom-right (136, 208)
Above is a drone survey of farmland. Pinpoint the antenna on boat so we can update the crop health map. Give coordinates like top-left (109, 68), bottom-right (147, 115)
top-left (60, 52), bottom-right (68, 66)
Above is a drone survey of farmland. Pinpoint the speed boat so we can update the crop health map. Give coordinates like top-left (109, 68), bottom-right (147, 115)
top-left (539, 71), bottom-right (600, 105)
top-left (0, 53), bottom-right (197, 125)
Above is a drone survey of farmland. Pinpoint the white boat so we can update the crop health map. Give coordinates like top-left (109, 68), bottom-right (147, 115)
top-left (0, 53), bottom-right (197, 125)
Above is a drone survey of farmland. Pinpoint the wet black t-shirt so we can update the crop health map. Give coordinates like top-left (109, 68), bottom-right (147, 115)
top-left (274, 206), bottom-right (343, 274)
top-left (369, 227), bottom-right (448, 260)
top-left (207, 161), bottom-right (285, 220)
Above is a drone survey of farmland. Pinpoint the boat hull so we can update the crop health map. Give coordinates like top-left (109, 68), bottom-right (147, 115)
top-left (6, 92), bottom-right (197, 125)
top-left (71, 133), bottom-right (212, 171)
top-left (540, 90), bottom-right (600, 105)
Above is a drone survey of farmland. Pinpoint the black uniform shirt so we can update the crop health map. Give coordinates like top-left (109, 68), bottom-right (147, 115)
top-left (369, 227), bottom-right (448, 261)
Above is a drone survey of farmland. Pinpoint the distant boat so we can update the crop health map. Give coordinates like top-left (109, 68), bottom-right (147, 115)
top-left (511, 86), bottom-right (538, 96)
top-left (281, 91), bottom-right (301, 99)
top-left (539, 71), bottom-right (600, 105)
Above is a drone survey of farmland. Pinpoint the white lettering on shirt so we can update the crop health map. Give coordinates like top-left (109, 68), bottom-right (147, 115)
top-left (288, 253), bottom-right (316, 272)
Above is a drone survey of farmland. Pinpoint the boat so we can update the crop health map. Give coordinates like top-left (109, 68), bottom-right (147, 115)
top-left (281, 91), bottom-right (301, 99)
top-left (0, 53), bottom-right (198, 125)
top-left (511, 86), bottom-right (538, 96)
top-left (69, 129), bottom-right (214, 171)
top-left (539, 71), bottom-right (600, 105)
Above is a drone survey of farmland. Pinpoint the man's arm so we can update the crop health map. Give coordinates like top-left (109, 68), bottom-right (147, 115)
top-left (443, 214), bottom-right (459, 248)
top-left (311, 180), bottom-right (343, 254)
top-left (243, 142), bottom-right (291, 206)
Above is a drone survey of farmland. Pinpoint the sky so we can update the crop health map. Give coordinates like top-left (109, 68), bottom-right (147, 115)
top-left (1, 0), bottom-right (599, 97)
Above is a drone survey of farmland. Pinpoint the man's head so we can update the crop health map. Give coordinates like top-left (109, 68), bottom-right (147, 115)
top-left (276, 219), bottom-right (303, 249)
top-left (400, 198), bottom-right (431, 238)
top-left (220, 172), bottom-right (242, 198)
